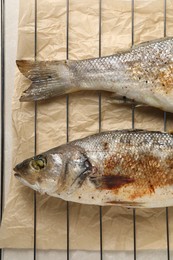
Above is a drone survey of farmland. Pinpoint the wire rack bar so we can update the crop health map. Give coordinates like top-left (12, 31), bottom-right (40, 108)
top-left (66, 0), bottom-right (70, 260)
top-left (164, 0), bottom-right (167, 38)
top-left (98, 1), bottom-right (103, 259)
top-left (131, 1), bottom-right (137, 259)
top-left (133, 210), bottom-right (136, 260)
top-left (0, 2), bottom-right (4, 260)
top-left (131, 0), bottom-right (134, 47)
top-left (98, 0), bottom-right (102, 133)
top-left (166, 207), bottom-right (170, 260)
top-left (34, 0), bottom-right (37, 63)
top-left (164, 0), bottom-right (167, 132)
top-left (131, 0), bottom-right (135, 126)
top-left (0, 0), bottom-right (5, 223)
top-left (131, 0), bottom-right (135, 129)
top-left (0, 0), bottom-right (5, 259)
top-left (163, 1), bottom-right (170, 259)
top-left (99, 0), bottom-right (102, 59)
top-left (34, 0), bottom-right (38, 259)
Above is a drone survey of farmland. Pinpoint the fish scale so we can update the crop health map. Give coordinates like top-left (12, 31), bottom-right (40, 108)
top-left (17, 37), bottom-right (173, 112)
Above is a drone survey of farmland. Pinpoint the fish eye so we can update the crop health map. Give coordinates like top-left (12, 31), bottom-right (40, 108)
top-left (30, 156), bottom-right (47, 171)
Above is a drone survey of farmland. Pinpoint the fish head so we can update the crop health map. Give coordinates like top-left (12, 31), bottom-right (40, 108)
top-left (14, 146), bottom-right (93, 196)
top-left (13, 153), bottom-right (64, 195)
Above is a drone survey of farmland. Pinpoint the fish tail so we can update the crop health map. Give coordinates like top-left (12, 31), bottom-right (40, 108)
top-left (16, 60), bottom-right (77, 102)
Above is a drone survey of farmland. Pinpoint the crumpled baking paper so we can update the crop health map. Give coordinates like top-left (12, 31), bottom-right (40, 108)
top-left (0, 0), bottom-right (173, 251)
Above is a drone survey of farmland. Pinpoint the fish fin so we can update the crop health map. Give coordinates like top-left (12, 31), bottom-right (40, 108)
top-left (106, 200), bottom-right (144, 208)
top-left (90, 175), bottom-right (134, 190)
top-left (16, 60), bottom-right (60, 80)
top-left (17, 60), bottom-right (34, 78)
top-left (132, 37), bottom-right (172, 49)
top-left (19, 82), bottom-right (76, 102)
top-left (108, 94), bottom-right (148, 108)
top-left (16, 60), bottom-right (78, 102)
top-left (135, 104), bottom-right (149, 108)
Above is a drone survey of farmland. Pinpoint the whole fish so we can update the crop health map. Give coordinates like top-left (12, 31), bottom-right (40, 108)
top-left (17, 37), bottom-right (173, 112)
top-left (14, 129), bottom-right (173, 208)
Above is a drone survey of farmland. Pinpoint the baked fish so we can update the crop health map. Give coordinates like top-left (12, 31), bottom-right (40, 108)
top-left (17, 37), bottom-right (173, 112)
top-left (14, 129), bottom-right (173, 208)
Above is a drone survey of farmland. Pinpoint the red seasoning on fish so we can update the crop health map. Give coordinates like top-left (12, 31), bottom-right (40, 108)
top-left (14, 129), bottom-right (173, 208)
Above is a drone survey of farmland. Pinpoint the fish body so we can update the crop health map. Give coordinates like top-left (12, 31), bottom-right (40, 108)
top-left (14, 129), bottom-right (173, 208)
top-left (17, 37), bottom-right (173, 112)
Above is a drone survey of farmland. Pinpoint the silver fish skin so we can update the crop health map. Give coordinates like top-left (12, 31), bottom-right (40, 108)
top-left (17, 37), bottom-right (173, 112)
top-left (14, 129), bottom-right (173, 208)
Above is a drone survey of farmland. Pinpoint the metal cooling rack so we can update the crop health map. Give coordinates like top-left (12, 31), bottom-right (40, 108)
top-left (0, 0), bottom-right (171, 259)
top-left (0, 0), bottom-right (5, 259)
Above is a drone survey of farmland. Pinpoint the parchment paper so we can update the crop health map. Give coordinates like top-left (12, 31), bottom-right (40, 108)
top-left (0, 0), bottom-right (173, 251)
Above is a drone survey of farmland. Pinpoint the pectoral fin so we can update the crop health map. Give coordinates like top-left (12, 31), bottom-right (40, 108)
top-left (90, 174), bottom-right (134, 190)
top-left (109, 94), bottom-right (148, 108)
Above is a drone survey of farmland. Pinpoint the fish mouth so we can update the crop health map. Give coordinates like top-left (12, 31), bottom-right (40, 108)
top-left (13, 164), bottom-right (21, 172)
top-left (14, 172), bottom-right (22, 180)
top-left (13, 165), bottom-right (22, 179)
top-left (13, 162), bottom-right (25, 175)
top-left (14, 173), bottom-right (20, 177)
